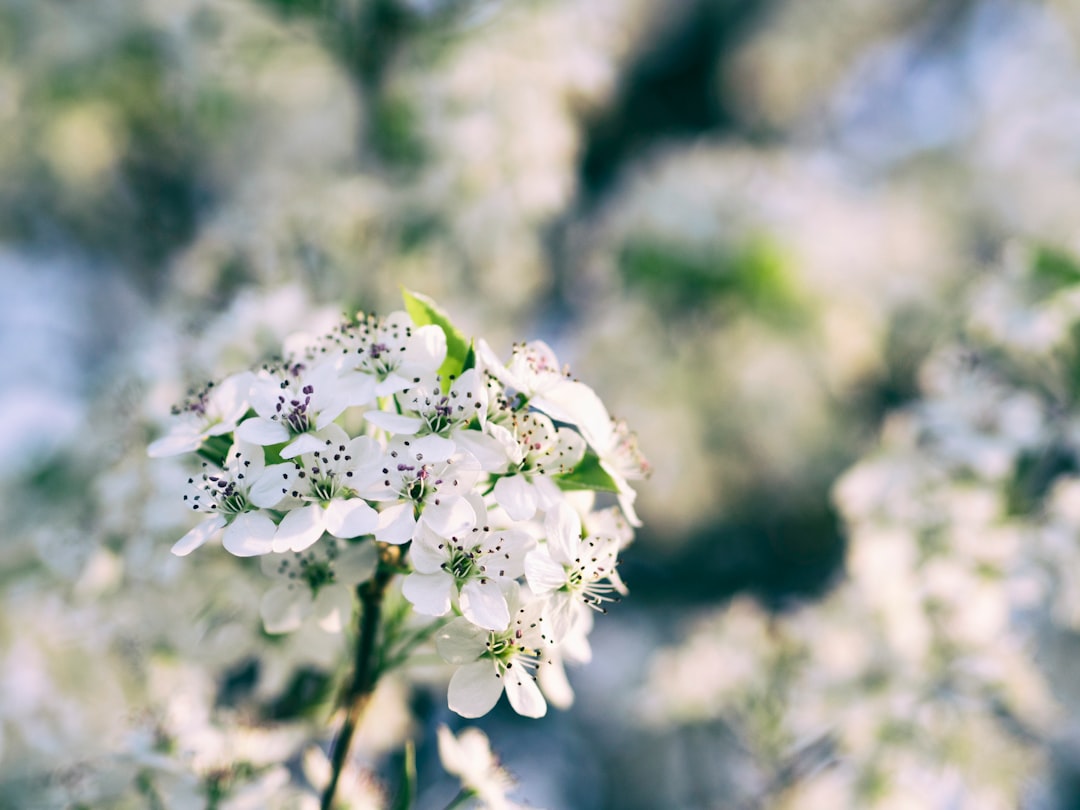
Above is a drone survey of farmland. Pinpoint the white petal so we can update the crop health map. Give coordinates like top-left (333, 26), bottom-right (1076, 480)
top-left (451, 429), bottom-right (509, 472)
top-left (148, 429), bottom-right (202, 458)
top-left (481, 529), bottom-right (533, 578)
top-left (406, 324), bottom-right (448, 371)
top-left (544, 502), bottom-right (582, 564)
top-left (261, 583), bottom-right (312, 634)
top-left (313, 585), bottom-right (353, 633)
top-left (247, 462), bottom-right (298, 510)
top-left (504, 664), bottom-right (547, 718)
top-left (249, 375), bottom-right (286, 418)
top-left (421, 497), bottom-right (475, 538)
top-left (364, 411), bottom-right (424, 435)
top-left (171, 515), bottom-right (226, 556)
top-left (323, 498), bottom-right (378, 539)
top-left (533, 380), bottom-right (610, 442)
top-left (339, 371), bottom-right (377, 408)
top-left (447, 661), bottom-right (503, 719)
top-left (222, 511), bottom-right (277, 557)
top-left (411, 433), bottom-right (456, 464)
top-left (617, 487), bottom-right (643, 528)
top-left (374, 373), bottom-right (412, 397)
top-left (281, 432), bottom-right (325, 459)
top-left (533, 475), bottom-right (565, 512)
top-left (374, 502), bottom-right (416, 544)
top-left (402, 572), bottom-right (454, 617)
top-left (545, 592), bottom-right (577, 642)
top-left (410, 526), bottom-right (451, 574)
top-left (213, 371), bottom-right (256, 426)
top-left (435, 618), bottom-right (490, 663)
top-left (235, 418), bottom-right (290, 446)
top-left (334, 541), bottom-right (379, 583)
top-left (524, 549), bottom-right (567, 595)
top-left (273, 505), bottom-right (326, 553)
top-left (460, 579), bottom-right (510, 631)
top-left (538, 656), bottom-right (574, 710)
top-left (494, 475), bottom-right (537, 521)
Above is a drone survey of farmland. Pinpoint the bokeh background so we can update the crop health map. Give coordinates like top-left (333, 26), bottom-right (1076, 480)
top-left (6, 0), bottom-right (1080, 807)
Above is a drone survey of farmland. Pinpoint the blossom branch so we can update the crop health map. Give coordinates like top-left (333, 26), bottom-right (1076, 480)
top-left (320, 545), bottom-right (399, 810)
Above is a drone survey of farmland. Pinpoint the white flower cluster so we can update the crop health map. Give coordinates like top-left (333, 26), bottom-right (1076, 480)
top-left (149, 292), bottom-right (648, 721)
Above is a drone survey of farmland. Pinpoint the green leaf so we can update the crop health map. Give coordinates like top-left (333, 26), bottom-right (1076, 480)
top-left (195, 434), bottom-right (232, 468)
top-left (391, 741), bottom-right (416, 810)
top-left (553, 451), bottom-right (620, 493)
top-left (1031, 244), bottom-right (1080, 297)
top-left (401, 289), bottom-right (471, 379)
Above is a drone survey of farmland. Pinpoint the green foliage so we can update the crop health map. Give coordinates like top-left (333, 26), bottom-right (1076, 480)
top-left (371, 92), bottom-right (427, 169)
top-left (196, 435), bottom-right (233, 468)
top-left (554, 452), bottom-right (620, 493)
top-left (391, 741), bottom-right (417, 810)
top-left (619, 236), bottom-right (805, 325)
top-left (401, 288), bottom-right (472, 378)
top-left (1030, 243), bottom-right (1080, 298)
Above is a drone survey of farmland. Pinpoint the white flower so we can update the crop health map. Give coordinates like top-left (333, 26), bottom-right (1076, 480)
top-left (532, 381), bottom-right (650, 527)
top-left (172, 442), bottom-right (291, 557)
top-left (148, 371), bottom-right (254, 457)
top-left (490, 412), bottom-right (584, 521)
top-left (354, 436), bottom-right (481, 544)
top-left (271, 426), bottom-right (381, 553)
top-left (524, 503), bottom-right (622, 639)
top-left (235, 361), bottom-right (355, 459)
top-left (437, 725), bottom-right (525, 810)
top-left (402, 506), bottom-right (532, 630)
top-left (435, 586), bottom-right (552, 718)
top-left (366, 368), bottom-right (487, 436)
top-left (259, 538), bottom-right (379, 634)
top-left (477, 339), bottom-right (567, 403)
top-left (331, 310), bottom-right (447, 398)
top-left (366, 369), bottom-right (507, 469)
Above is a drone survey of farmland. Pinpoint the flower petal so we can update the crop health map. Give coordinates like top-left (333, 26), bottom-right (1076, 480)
top-left (447, 661), bottom-right (503, 719)
top-left (222, 511), bottom-right (277, 557)
top-left (364, 411), bottom-right (424, 435)
top-left (148, 429), bottom-right (202, 458)
top-left (375, 502), bottom-right (416, 544)
top-left (248, 463), bottom-right (298, 509)
top-left (261, 583), bottom-right (312, 634)
top-left (451, 429), bottom-right (508, 472)
top-left (460, 579), bottom-right (510, 631)
top-left (171, 515), bottom-right (226, 556)
top-left (313, 584), bottom-right (353, 633)
top-left (334, 541), bottom-right (379, 583)
top-left (544, 502), bottom-right (582, 565)
top-left (524, 549), bottom-right (567, 595)
top-left (410, 527), bottom-right (451, 574)
top-left (494, 475), bottom-right (537, 521)
top-left (273, 504), bottom-right (326, 553)
top-left (435, 618), bottom-right (490, 663)
top-left (235, 417), bottom-right (290, 446)
top-left (421, 497), bottom-right (475, 538)
top-left (504, 664), bottom-right (547, 718)
top-left (402, 571), bottom-right (454, 617)
top-left (323, 498), bottom-right (378, 539)
top-left (281, 432), bottom-right (325, 459)
top-left (538, 656), bottom-right (575, 709)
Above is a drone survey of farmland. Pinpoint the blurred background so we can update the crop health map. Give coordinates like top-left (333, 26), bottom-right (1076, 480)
top-left (6, 0), bottom-right (1080, 807)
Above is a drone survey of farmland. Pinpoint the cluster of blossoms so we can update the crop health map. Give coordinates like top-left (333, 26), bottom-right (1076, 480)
top-left (635, 245), bottom-right (1080, 809)
top-left (149, 292), bottom-right (648, 720)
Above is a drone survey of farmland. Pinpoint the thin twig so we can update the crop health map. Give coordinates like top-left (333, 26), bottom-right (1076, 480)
top-left (320, 550), bottom-right (397, 810)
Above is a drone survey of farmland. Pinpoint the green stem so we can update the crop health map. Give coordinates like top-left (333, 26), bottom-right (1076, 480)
top-left (443, 788), bottom-right (477, 810)
top-left (320, 552), bottom-right (397, 810)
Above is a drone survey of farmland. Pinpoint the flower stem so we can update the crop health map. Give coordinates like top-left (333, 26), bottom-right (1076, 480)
top-left (443, 788), bottom-right (477, 810)
top-left (320, 548), bottom-right (398, 810)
